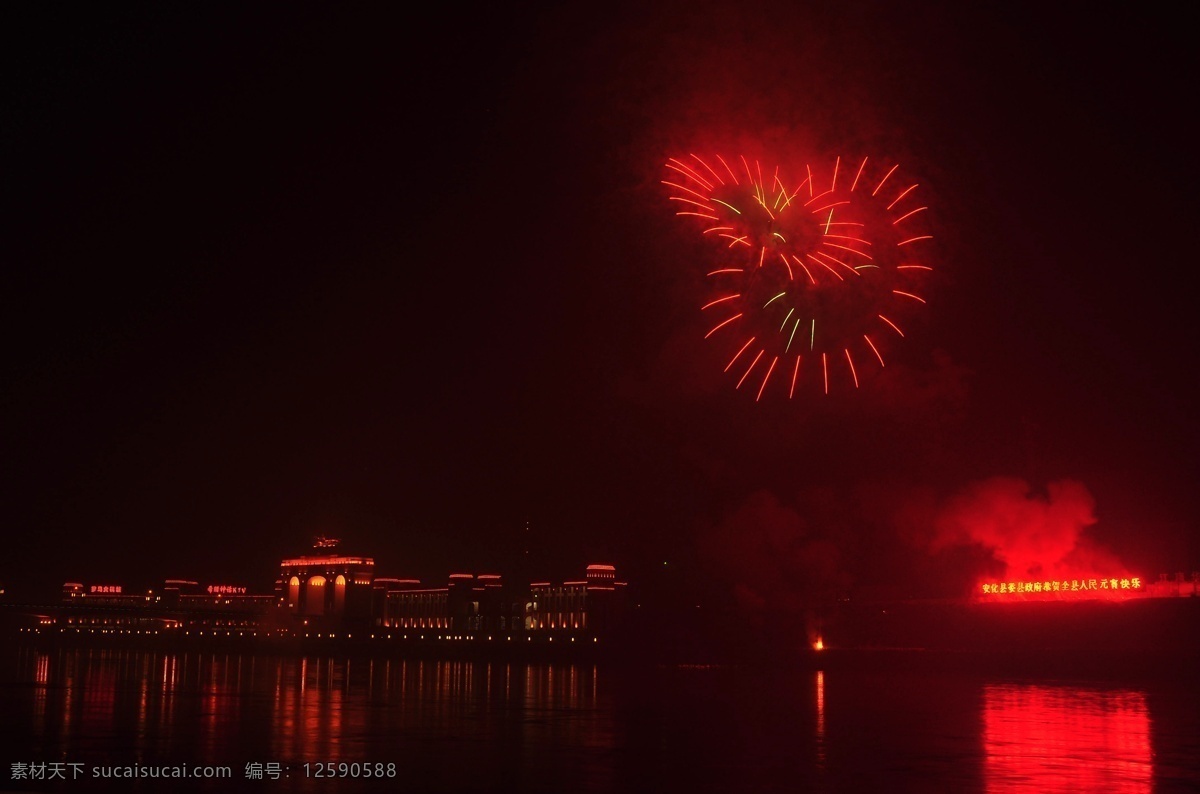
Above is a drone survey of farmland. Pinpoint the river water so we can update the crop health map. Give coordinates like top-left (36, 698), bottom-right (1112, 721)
top-left (2, 644), bottom-right (1198, 792)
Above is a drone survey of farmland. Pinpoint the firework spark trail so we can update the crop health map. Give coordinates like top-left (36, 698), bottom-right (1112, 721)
top-left (665, 153), bottom-right (934, 398)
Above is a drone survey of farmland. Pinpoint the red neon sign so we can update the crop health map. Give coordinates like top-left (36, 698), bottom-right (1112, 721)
top-left (979, 576), bottom-right (1142, 599)
top-left (207, 585), bottom-right (248, 595)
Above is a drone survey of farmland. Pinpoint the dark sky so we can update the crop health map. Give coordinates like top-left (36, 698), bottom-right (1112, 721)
top-left (3, 2), bottom-right (1196, 603)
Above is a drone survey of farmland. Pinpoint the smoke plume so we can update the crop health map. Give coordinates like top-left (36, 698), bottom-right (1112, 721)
top-left (920, 476), bottom-right (1126, 580)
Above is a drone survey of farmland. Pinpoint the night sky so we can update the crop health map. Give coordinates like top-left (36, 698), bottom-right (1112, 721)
top-left (4, 2), bottom-right (1196, 607)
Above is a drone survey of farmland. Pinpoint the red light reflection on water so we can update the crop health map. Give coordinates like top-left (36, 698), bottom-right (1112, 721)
top-left (814, 670), bottom-right (826, 770)
top-left (984, 684), bottom-right (1151, 793)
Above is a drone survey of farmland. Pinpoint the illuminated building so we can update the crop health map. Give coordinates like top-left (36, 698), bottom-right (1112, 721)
top-left (37, 577), bottom-right (272, 637)
top-left (62, 582), bottom-right (141, 605)
top-left (276, 537), bottom-right (375, 628)
top-left (1151, 572), bottom-right (1200, 598)
top-left (376, 566), bottom-right (625, 637)
top-left (11, 539), bottom-right (629, 647)
top-left (376, 578), bottom-right (449, 630)
top-left (528, 564), bottom-right (627, 633)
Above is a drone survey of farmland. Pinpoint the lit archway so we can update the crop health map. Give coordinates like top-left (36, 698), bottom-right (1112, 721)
top-left (305, 575), bottom-right (327, 615)
top-left (334, 575), bottom-right (347, 615)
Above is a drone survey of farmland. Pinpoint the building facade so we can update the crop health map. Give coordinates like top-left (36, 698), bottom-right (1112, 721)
top-left (30, 538), bottom-right (629, 642)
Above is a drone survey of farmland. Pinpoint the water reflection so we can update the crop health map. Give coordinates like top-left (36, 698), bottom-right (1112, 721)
top-left (4, 646), bottom-right (1198, 792)
top-left (984, 683), bottom-right (1151, 793)
top-left (815, 670), bottom-right (826, 769)
top-left (6, 647), bottom-right (613, 792)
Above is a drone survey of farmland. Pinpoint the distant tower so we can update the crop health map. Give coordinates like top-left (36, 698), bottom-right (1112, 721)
top-left (518, 516), bottom-right (548, 582)
top-left (509, 517), bottom-right (534, 586)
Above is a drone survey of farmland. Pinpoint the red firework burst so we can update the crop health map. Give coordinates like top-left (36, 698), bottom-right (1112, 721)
top-left (664, 153), bottom-right (933, 398)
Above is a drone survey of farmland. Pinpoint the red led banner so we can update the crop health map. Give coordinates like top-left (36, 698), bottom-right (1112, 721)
top-left (979, 576), bottom-right (1142, 598)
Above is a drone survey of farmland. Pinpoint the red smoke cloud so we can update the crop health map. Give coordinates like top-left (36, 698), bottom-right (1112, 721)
top-left (699, 489), bottom-right (850, 617)
top-left (926, 477), bottom-right (1126, 580)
